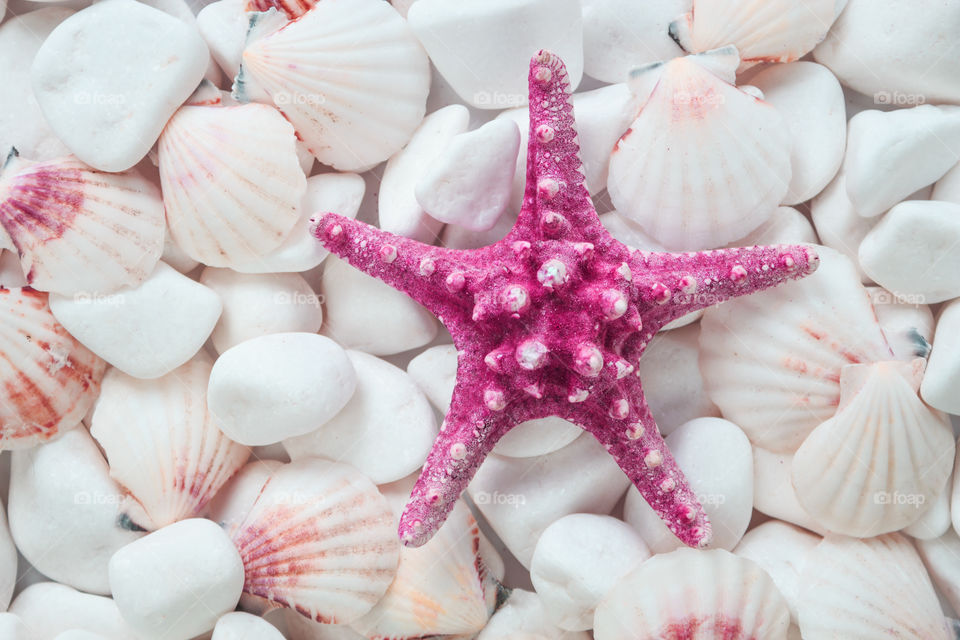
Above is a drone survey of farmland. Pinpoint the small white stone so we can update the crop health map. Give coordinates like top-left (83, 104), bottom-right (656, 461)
top-left (321, 255), bottom-right (438, 356)
top-left (110, 519), bottom-right (244, 640)
top-left (624, 417), bottom-right (753, 552)
top-left (406, 343), bottom-right (459, 411)
top-left (477, 589), bottom-right (591, 640)
top-left (208, 333), bottom-right (357, 446)
top-left (212, 611), bottom-right (285, 640)
top-left (31, 0), bottom-right (210, 171)
top-left (196, 0), bottom-right (245, 80)
top-left (200, 268), bottom-right (323, 353)
top-left (932, 161), bottom-right (960, 204)
top-left (531, 514), bottom-right (650, 631)
top-left (752, 447), bottom-right (827, 535)
top-left (859, 200), bottom-right (960, 303)
top-left (49, 262), bottom-right (222, 379)
top-left (10, 582), bottom-right (140, 640)
top-left (916, 529), bottom-right (960, 618)
top-left (0, 613), bottom-right (31, 640)
top-left (284, 350), bottom-right (437, 484)
top-left (416, 118), bottom-right (520, 232)
top-left (810, 171), bottom-right (876, 283)
top-left (922, 299), bottom-right (960, 414)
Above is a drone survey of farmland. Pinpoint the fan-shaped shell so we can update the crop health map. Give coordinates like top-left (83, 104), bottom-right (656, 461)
top-left (798, 534), bottom-right (949, 639)
top-left (791, 359), bottom-right (953, 537)
top-left (89, 353), bottom-right (251, 531)
top-left (607, 55), bottom-right (791, 250)
top-left (670, 0), bottom-right (838, 68)
top-left (244, 0), bottom-right (315, 19)
top-left (158, 102), bottom-right (306, 268)
top-left (226, 458), bottom-right (399, 625)
top-left (351, 500), bottom-right (498, 639)
top-left (593, 548), bottom-right (791, 640)
top-left (699, 247), bottom-right (895, 453)
top-left (0, 287), bottom-right (105, 450)
top-left (235, 0), bottom-right (430, 172)
top-left (0, 151), bottom-right (164, 296)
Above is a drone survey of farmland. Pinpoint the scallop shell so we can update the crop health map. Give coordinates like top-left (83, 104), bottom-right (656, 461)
top-left (791, 359), bottom-right (953, 537)
top-left (225, 458), bottom-right (399, 625)
top-left (351, 500), bottom-right (498, 639)
top-left (607, 53), bottom-right (791, 250)
top-left (699, 247), bottom-right (895, 453)
top-left (234, 0), bottom-right (430, 172)
top-left (593, 548), bottom-right (791, 640)
top-left (669, 0), bottom-right (838, 69)
top-left (0, 287), bottom-right (106, 450)
top-left (158, 102), bottom-right (306, 268)
top-left (797, 533), bottom-right (949, 639)
top-left (244, 0), bottom-right (315, 19)
top-left (0, 151), bottom-right (164, 296)
top-left (89, 353), bottom-right (251, 531)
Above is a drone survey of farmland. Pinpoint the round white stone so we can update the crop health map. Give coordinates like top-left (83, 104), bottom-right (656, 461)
top-left (752, 447), bottom-right (827, 535)
top-left (10, 582), bottom-right (139, 640)
top-left (0, 614), bottom-right (31, 640)
top-left (922, 299), bottom-right (960, 415)
top-left (196, 0), bottom-right (246, 80)
top-left (212, 612), bottom-right (285, 640)
top-left (208, 332), bottom-right (357, 446)
top-left (810, 172), bottom-right (876, 283)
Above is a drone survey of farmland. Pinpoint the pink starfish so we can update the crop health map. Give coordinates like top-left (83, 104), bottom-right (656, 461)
top-left (312, 51), bottom-right (818, 549)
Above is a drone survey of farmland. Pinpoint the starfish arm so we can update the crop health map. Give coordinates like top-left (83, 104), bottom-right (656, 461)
top-left (570, 382), bottom-right (712, 548)
top-left (631, 244), bottom-right (820, 326)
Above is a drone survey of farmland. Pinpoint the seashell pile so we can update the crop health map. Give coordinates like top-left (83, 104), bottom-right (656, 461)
top-left (0, 0), bottom-right (959, 638)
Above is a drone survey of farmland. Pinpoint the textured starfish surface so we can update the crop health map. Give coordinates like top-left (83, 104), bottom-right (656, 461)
top-left (312, 51), bottom-right (819, 549)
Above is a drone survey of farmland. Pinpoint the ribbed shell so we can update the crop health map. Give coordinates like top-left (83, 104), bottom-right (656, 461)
top-left (593, 548), bottom-right (791, 640)
top-left (228, 458), bottom-right (399, 625)
top-left (670, 0), bottom-right (837, 68)
top-left (244, 0), bottom-right (315, 19)
top-left (700, 247), bottom-right (895, 453)
top-left (0, 287), bottom-right (105, 449)
top-left (607, 56), bottom-right (791, 250)
top-left (792, 359), bottom-right (953, 537)
top-left (158, 102), bottom-right (306, 268)
top-left (89, 353), bottom-right (251, 531)
top-left (798, 534), bottom-right (950, 640)
top-left (0, 153), bottom-right (164, 296)
top-left (236, 0), bottom-right (430, 172)
top-left (351, 501), bottom-right (497, 639)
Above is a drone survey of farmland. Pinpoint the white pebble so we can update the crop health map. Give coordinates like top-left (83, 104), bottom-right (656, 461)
top-left (810, 171), bottom-right (875, 283)
top-left (752, 447), bottom-right (827, 535)
top-left (54, 632), bottom-right (107, 640)
top-left (10, 582), bottom-right (139, 640)
top-left (922, 300), bottom-right (960, 415)
top-left (932, 161), bottom-right (960, 205)
top-left (196, 0), bottom-right (245, 79)
top-left (0, 614), bottom-right (31, 640)
top-left (477, 589), bottom-right (591, 640)
top-left (49, 262), bottom-right (222, 379)
top-left (208, 333), bottom-right (357, 446)
top-left (110, 519), bottom-right (244, 640)
top-left (212, 612), bottom-right (285, 640)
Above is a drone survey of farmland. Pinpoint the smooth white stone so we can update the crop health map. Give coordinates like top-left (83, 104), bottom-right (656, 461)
top-left (417, 118), bottom-right (520, 232)
top-left (734, 521), bottom-right (820, 624)
top-left (810, 171), bottom-right (876, 283)
top-left (208, 333), bottom-right (357, 446)
top-left (8, 429), bottom-right (144, 595)
top-left (933, 162), bottom-right (960, 205)
top-left (923, 301), bottom-right (960, 415)
top-left (530, 514), bottom-right (650, 631)
top-left (916, 530), bottom-right (960, 618)
top-left (54, 632), bottom-right (107, 640)
top-left (843, 106), bottom-right (960, 218)
top-left (750, 62), bottom-right (846, 205)
top-left (859, 200), bottom-right (960, 303)
top-left (321, 255), bottom-right (438, 356)
top-left (905, 452), bottom-right (952, 540)
top-left (213, 612), bottom-right (285, 640)
top-left (467, 435), bottom-right (631, 568)
top-left (0, 8), bottom-right (75, 161)
top-left (379, 105), bottom-right (469, 242)
top-left (407, 0), bottom-right (583, 110)
top-left (814, 0), bottom-right (960, 105)
top-left (624, 417), bottom-right (753, 552)
top-left (49, 261), bottom-right (222, 379)
top-left (110, 519), bottom-right (244, 640)
top-left (140, 0), bottom-right (222, 85)
top-left (440, 210), bottom-right (516, 250)
top-left (284, 350), bottom-right (437, 484)
top-left (406, 344), bottom-right (458, 412)
top-left (581, 0), bottom-right (687, 83)
top-left (0, 614), bottom-right (31, 640)
top-left (476, 589), bottom-right (591, 640)
top-left (233, 172), bottom-right (365, 274)
top-left (10, 583), bottom-right (139, 640)
top-left (196, 0), bottom-right (245, 80)
top-left (729, 207), bottom-right (818, 247)
top-left (867, 286), bottom-right (934, 362)
top-left (635, 323), bottom-right (719, 436)
top-left (31, 0), bottom-right (209, 171)
top-left (0, 503), bottom-right (16, 611)
top-left (200, 268), bottom-right (323, 354)
top-left (752, 447), bottom-right (827, 535)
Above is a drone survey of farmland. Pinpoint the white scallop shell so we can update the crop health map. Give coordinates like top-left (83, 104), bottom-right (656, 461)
top-left (0, 151), bottom-right (164, 296)
top-left (89, 353), bottom-right (251, 531)
top-left (797, 534), bottom-right (950, 640)
top-left (791, 359), bottom-right (953, 537)
top-left (225, 458), bottom-right (399, 625)
top-left (0, 287), bottom-right (106, 450)
top-left (158, 102), bottom-right (306, 268)
top-left (235, 0), bottom-right (430, 172)
top-left (669, 0), bottom-right (838, 69)
top-left (607, 54), bottom-right (791, 250)
top-left (700, 247), bottom-right (895, 453)
top-left (351, 500), bottom-right (498, 639)
top-left (243, 0), bottom-right (315, 19)
top-left (593, 548), bottom-right (791, 640)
